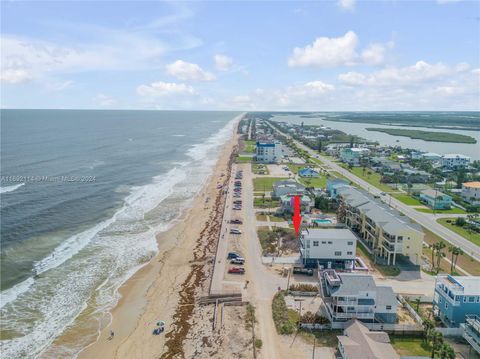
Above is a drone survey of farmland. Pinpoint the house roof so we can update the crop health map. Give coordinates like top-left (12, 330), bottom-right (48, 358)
top-left (420, 188), bottom-right (449, 198)
top-left (338, 320), bottom-right (400, 359)
top-left (337, 186), bottom-right (423, 235)
top-left (301, 228), bottom-right (357, 241)
top-left (442, 154), bottom-right (470, 159)
top-left (273, 180), bottom-right (305, 191)
top-left (463, 181), bottom-right (480, 189)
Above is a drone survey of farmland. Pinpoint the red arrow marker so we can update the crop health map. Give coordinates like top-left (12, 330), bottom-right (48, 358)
top-left (292, 195), bottom-right (302, 236)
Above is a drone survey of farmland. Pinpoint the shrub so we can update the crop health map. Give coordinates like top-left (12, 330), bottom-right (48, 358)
top-left (455, 217), bottom-right (466, 227)
top-left (254, 339), bottom-right (263, 349)
top-left (272, 291), bottom-right (299, 334)
top-left (289, 283), bottom-right (318, 292)
top-left (300, 311), bottom-right (330, 324)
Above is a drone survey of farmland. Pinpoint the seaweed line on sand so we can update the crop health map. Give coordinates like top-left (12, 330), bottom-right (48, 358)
top-left (159, 145), bottom-right (237, 359)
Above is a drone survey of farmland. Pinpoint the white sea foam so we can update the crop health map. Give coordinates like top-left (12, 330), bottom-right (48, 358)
top-left (172, 134), bottom-right (185, 137)
top-left (0, 114), bottom-right (242, 359)
top-left (0, 277), bottom-right (34, 309)
top-left (0, 183), bottom-right (25, 194)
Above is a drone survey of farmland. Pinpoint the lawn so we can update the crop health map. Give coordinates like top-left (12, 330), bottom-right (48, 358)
top-left (256, 214), bottom-right (268, 221)
top-left (253, 177), bottom-right (286, 191)
top-left (236, 155), bottom-right (253, 163)
top-left (298, 176), bottom-right (327, 188)
top-left (287, 164), bottom-right (304, 174)
top-left (253, 197), bottom-right (280, 209)
top-left (415, 207), bottom-right (466, 214)
top-left (269, 215), bottom-right (286, 222)
top-left (422, 227), bottom-right (480, 276)
top-left (437, 218), bottom-right (480, 247)
top-left (344, 166), bottom-right (395, 192)
top-left (299, 330), bottom-right (343, 347)
top-left (390, 336), bottom-right (432, 357)
top-left (393, 194), bottom-right (423, 206)
top-left (244, 140), bottom-right (256, 153)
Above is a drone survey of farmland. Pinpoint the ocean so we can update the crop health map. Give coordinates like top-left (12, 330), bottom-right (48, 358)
top-left (0, 110), bottom-right (241, 358)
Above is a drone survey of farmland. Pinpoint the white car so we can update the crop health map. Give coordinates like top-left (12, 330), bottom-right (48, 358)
top-left (230, 228), bottom-right (242, 235)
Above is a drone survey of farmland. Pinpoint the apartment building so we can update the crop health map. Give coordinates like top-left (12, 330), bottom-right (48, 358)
top-left (336, 186), bottom-right (424, 265)
top-left (300, 228), bottom-right (357, 269)
top-left (321, 272), bottom-right (397, 324)
top-left (433, 275), bottom-right (480, 327)
top-left (441, 154), bottom-right (471, 169)
top-left (255, 140), bottom-right (282, 163)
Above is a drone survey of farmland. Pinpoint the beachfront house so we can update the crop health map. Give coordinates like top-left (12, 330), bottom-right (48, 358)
top-left (336, 186), bottom-right (424, 265)
top-left (421, 152), bottom-right (442, 161)
top-left (337, 320), bottom-right (400, 359)
top-left (340, 148), bottom-right (370, 166)
top-left (326, 179), bottom-right (350, 199)
top-left (279, 194), bottom-right (313, 214)
top-left (441, 154), bottom-right (471, 169)
top-left (255, 140), bottom-right (282, 163)
top-left (298, 167), bottom-right (320, 178)
top-left (462, 182), bottom-right (480, 205)
top-left (433, 275), bottom-right (480, 327)
top-left (272, 180), bottom-right (306, 198)
top-left (419, 189), bottom-right (452, 210)
top-left (321, 272), bottom-right (398, 324)
top-left (300, 228), bottom-right (356, 269)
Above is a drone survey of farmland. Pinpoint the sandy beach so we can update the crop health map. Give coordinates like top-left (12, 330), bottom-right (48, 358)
top-left (59, 127), bottom-right (241, 358)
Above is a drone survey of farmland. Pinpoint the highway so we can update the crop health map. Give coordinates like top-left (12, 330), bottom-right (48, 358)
top-left (267, 121), bottom-right (480, 263)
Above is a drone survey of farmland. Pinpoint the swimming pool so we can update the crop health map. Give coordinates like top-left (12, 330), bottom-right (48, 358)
top-left (313, 219), bottom-right (333, 224)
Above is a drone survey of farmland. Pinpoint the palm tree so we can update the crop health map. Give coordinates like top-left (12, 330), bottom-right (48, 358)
top-left (452, 247), bottom-right (464, 272)
top-left (439, 342), bottom-right (455, 359)
top-left (430, 331), bottom-right (444, 358)
top-left (435, 242), bottom-right (446, 273)
top-left (431, 243), bottom-right (438, 271)
top-left (448, 246), bottom-right (464, 273)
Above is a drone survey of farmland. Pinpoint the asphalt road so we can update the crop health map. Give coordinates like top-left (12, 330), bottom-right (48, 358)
top-left (267, 122), bottom-right (480, 263)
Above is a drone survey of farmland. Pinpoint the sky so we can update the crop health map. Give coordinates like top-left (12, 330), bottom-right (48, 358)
top-left (1, 0), bottom-right (479, 111)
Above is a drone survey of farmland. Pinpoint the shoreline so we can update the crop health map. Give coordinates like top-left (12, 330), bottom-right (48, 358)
top-left (54, 120), bottom-right (240, 358)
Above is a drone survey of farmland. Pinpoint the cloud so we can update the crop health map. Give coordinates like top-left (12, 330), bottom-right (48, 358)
top-left (165, 60), bottom-right (215, 81)
top-left (137, 81), bottom-right (196, 98)
top-left (338, 0), bottom-right (356, 11)
top-left (214, 54), bottom-right (233, 71)
top-left (338, 60), bottom-right (467, 86)
top-left (95, 93), bottom-right (117, 107)
top-left (288, 31), bottom-right (391, 68)
top-left (0, 68), bottom-right (31, 84)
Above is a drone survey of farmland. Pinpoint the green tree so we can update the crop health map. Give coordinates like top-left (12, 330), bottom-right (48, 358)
top-left (414, 297), bottom-right (421, 313)
top-left (430, 331), bottom-right (444, 358)
top-left (455, 217), bottom-right (466, 227)
top-left (317, 138), bottom-right (323, 153)
top-left (439, 342), bottom-right (455, 359)
top-left (435, 242), bottom-right (446, 273)
top-left (349, 135), bottom-right (354, 148)
top-left (448, 245), bottom-right (463, 273)
top-left (422, 318), bottom-right (434, 344)
top-left (456, 168), bottom-right (466, 189)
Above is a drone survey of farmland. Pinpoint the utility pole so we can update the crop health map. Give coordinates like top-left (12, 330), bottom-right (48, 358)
top-left (312, 336), bottom-right (316, 359)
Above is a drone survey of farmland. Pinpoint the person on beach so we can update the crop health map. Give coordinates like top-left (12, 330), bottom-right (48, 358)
top-left (108, 330), bottom-right (114, 340)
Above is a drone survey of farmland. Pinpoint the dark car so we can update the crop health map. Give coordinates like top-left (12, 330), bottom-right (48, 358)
top-left (230, 219), bottom-right (243, 224)
top-left (293, 267), bottom-right (314, 276)
top-left (227, 252), bottom-right (240, 259)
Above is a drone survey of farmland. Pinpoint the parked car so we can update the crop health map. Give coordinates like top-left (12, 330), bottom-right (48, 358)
top-left (233, 200), bottom-right (242, 204)
top-left (230, 228), bottom-right (242, 234)
top-left (227, 252), bottom-right (240, 259)
top-left (230, 219), bottom-right (243, 224)
top-left (293, 267), bottom-right (314, 276)
top-left (233, 207), bottom-right (242, 211)
top-left (228, 267), bottom-right (245, 274)
top-left (230, 257), bottom-right (245, 264)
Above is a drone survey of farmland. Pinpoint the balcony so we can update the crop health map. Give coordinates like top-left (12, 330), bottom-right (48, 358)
top-left (462, 315), bottom-right (480, 355)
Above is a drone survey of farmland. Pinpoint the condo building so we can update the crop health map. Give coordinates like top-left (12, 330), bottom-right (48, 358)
top-left (335, 184), bottom-right (424, 265)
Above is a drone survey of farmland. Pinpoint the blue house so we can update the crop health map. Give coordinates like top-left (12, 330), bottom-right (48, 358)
top-left (419, 189), bottom-right (453, 209)
top-left (298, 167), bottom-right (319, 178)
top-left (326, 179), bottom-right (349, 199)
top-left (433, 275), bottom-right (480, 327)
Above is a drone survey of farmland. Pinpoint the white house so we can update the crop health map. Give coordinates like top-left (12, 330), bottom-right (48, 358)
top-left (462, 182), bottom-right (480, 205)
top-left (300, 228), bottom-right (357, 269)
top-left (255, 140), bottom-right (282, 163)
top-left (441, 154), bottom-right (471, 169)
